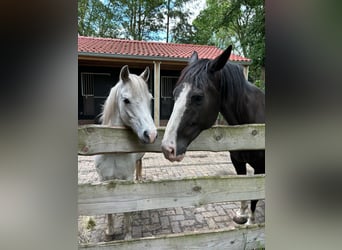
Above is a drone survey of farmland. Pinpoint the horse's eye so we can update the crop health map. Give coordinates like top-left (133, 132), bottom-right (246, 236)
top-left (123, 98), bottom-right (130, 104)
top-left (191, 95), bottom-right (203, 105)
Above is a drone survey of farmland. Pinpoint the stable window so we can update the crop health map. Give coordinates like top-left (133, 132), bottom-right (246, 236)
top-left (80, 72), bottom-right (111, 117)
top-left (81, 72), bottom-right (111, 97)
top-left (161, 76), bottom-right (178, 98)
top-left (81, 73), bottom-right (94, 97)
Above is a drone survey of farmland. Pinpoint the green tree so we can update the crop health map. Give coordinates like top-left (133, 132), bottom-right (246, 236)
top-left (165, 0), bottom-right (194, 43)
top-left (118, 0), bottom-right (165, 40)
top-left (78, 0), bottom-right (196, 42)
top-left (78, 0), bottom-right (122, 37)
top-left (78, 0), bottom-right (166, 40)
top-left (192, 0), bottom-right (227, 45)
top-left (192, 0), bottom-right (265, 86)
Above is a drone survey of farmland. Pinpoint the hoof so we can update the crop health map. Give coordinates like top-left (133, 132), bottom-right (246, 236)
top-left (233, 215), bottom-right (248, 224)
top-left (104, 233), bottom-right (114, 242)
top-left (124, 234), bottom-right (132, 240)
top-left (105, 233), bottom-right (125, 241)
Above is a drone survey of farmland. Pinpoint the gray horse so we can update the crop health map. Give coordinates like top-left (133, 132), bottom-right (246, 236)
top-left (95, 65), bottom-right (157, 238)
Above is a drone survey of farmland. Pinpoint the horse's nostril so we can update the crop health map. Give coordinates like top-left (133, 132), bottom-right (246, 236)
top-left (167, 145), bottom-right (175, 155)
top-left (143, 130), bottom-right (149, 138)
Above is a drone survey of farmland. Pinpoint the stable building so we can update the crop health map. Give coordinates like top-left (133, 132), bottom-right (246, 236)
top-left (78, 36), bottom-right (251, 126)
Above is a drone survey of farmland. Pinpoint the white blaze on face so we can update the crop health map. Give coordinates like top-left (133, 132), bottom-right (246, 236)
top-left (161, 82), bottom-right (191, 161)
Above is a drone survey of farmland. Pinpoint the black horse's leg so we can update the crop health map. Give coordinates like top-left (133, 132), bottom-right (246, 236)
top-left (231, 154), bottom-right (249, 224)
top-left (250, 201), bottom-right (258, 224)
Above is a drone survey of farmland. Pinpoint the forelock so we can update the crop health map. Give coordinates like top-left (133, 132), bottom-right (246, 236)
top-left (177, 59), bottom-right (210, 89)
top-left (124, 74), bottom-right (149, 99)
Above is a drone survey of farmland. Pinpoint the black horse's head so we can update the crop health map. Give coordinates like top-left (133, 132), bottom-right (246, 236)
top-left (161, 46), bottom-right (232, 162)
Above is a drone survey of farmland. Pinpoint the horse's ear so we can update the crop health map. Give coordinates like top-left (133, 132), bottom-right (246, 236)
top-left (120, 65), bottom-right (130, 82)
top-left (189, 51), bottom-right (198, 64)
top-left (140, 66), bottom-right (150, 82)
top-left (208, 45), bottom-right (232, 72)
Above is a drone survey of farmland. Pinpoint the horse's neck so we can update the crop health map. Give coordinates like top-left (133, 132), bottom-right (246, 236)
top-left (220, 82), bottom-right (264, 125)
top-left (101, 85), bottom-right (125, 126)
top-left (220, 102), bottom-right (240, 125)
top-left (103, 112), bottom-right (124, 126)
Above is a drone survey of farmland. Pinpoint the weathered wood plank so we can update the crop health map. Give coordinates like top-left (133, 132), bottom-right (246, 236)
top-left (78, 175), bottom-right (265, 215)
top-left (153, 61), bottom-right (161, 127)
top-left (78, 124), bottom-right (265, 155)
top-left (79, 224), bottom-right (265, 250)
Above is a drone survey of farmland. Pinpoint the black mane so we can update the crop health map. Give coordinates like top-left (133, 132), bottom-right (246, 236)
top-left (218, 62), bottom-right (247, 103)
top-left (176, 59), bottom-right (211, 89)
top-left (177, 59), bottom-right (248, 105)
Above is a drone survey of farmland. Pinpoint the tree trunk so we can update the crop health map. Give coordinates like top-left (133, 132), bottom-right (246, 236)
top-left (166, 0), bottom-right (170, 43)
top-left (260, 66), bottom-right (265, 84)
top-left (138, 0), bottom-right (142, 40)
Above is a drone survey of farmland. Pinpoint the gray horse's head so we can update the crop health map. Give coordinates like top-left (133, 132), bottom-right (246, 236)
top-left (102, 65), bottom-right (157, 144)
top-left (118, 65), bottom-right (157, 144)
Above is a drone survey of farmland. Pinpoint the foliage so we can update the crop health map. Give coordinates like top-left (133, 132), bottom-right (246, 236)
top-left (86, 217), bottom-right (96, 230)
top-left (167, 0), bottom-right (194, 43)
top-left (192, 0), bottom-right (228, 45)
top-left (118, 0), bottom-right (165, 40)
top-left (78, 0), bottom-right (193, 42)
top-left (254, 79), bottom-right (265, 91)
top-left (77, 0), bottom-right (265, 85)
top-left (78, 0), bottom-right (122, 37)
top-left (192, 0), bottom-right (265, 84)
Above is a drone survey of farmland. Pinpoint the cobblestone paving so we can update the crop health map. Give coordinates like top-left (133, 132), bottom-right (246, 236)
top-left (78, 152), bottom-right (265, 244)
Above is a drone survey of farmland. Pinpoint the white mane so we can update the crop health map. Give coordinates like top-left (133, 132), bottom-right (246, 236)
top-left (100, 82), bottom-right (122, 126)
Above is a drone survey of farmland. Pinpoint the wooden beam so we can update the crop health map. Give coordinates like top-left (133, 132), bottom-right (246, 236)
top-left (79, 57), bottom-right (187, 70)
top-left (78, 175), bottom-right (265, 215)
top-left (78, 124), bottom-right (265, 155)
top-left (243, 65), bottom-right (249, 80)
top-left (153, 61), bottom-right (161, 126)
top-left (79, 224), bottom-right (265, 250)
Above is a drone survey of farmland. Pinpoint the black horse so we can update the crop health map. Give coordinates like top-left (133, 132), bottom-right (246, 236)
top-left (161, 45), bottom-right (265, 224)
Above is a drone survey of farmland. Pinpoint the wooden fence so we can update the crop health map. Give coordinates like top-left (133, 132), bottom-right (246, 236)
top-left (78, 124), bottom-right (265, 249)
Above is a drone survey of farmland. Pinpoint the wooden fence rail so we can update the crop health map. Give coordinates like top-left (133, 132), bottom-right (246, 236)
top-left (78, 124), bottom-right (265, 249)
top-left (79, 175), bottom-right (265, 215)
top-left (79, 224), bottom-right (265, 250)
top-left (78, 124), bottom-right (265, 155)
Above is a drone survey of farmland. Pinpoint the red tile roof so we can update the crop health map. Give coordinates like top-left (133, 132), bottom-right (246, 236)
top-left (78, 36), bottom-right (251, 63)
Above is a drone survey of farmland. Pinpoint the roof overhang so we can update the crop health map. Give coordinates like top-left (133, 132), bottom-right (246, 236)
top-left (79, 52), bottom-right (190, 62)
top-left (78, 52), bottom-right (252, 68)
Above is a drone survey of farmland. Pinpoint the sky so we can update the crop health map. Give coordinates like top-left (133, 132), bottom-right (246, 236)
top-left (186, 0), bottom-right (207, 24)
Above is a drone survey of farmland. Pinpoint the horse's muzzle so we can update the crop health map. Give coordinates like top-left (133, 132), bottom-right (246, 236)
top-left (142, 130), bottom-right (158, 144)
top-left (161, 142), bottom-right (185, 162)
